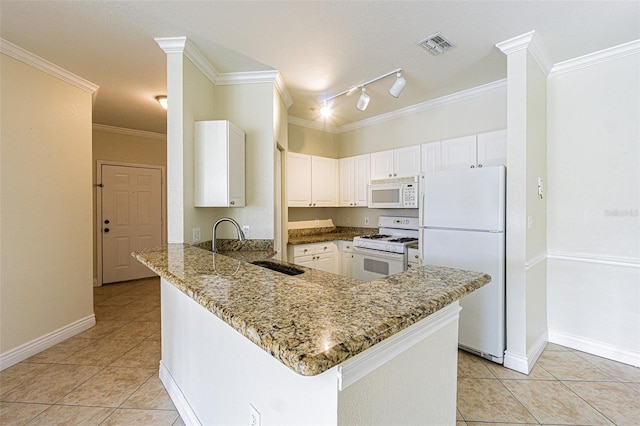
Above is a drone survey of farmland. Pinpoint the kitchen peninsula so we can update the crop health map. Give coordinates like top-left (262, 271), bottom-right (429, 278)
top-left (133, 244), bottom-right (490, 425)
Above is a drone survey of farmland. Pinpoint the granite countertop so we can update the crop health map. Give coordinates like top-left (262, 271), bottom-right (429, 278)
top-left (133, 244), bottom-right (490, 376)
top-left (287, 226), bottom-right (375, 245)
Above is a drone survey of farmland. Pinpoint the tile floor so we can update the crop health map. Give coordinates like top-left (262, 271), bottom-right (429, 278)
top-left (1, 277), bottom-right (639, 425)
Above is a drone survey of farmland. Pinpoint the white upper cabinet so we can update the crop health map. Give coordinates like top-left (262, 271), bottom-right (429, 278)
top-left (311, 156), bottom-right (338, 206)
top-left (288, 152), bottom-right (313, 206)
top-left (441, 135), bottom-right (478, 170)
top-left (421, 141), bottom-right (442, 174)
top-left (477, 129), bottom-right (508, 168)
top-left (370, 146), bottom-right (421, 180)
top-left (441, 130), bottom-right (506, 170)
top-left (353, 154), bottom-right (370, 206)
top-left (194, 120), bottom-right (245, 207)
top-left (287, 152), bottom-right (337, 207)
top-left (339, 154), bottom-right (370, 207)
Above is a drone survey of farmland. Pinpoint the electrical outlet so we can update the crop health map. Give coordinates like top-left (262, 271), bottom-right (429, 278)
top-left (249, 404), bottom-right (261, 426)
top-left (192, 227), bottom-right (201, 242)
top-left (364, 217), bottom-right (369, 226)
top-left (242, 225), bottom-right (251, 239)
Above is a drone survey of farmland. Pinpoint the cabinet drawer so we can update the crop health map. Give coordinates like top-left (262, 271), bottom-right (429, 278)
top-left (408, 248), bottom-right (421, 264)
top-left (337, 240), bottom-right (354, 252)
top-left (293, 245), bottom-right (315, 257)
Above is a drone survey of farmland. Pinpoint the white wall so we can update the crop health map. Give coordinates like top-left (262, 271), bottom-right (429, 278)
top-left (547, 50), bottom-right (639, 366)
top-left (0, 50), bottom-right (95, 367)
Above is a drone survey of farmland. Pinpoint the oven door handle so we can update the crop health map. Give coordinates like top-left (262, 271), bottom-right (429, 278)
top-left (352, 246), bottom-right (405, 260)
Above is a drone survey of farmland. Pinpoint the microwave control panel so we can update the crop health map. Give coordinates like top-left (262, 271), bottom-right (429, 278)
top-left (403, 184), bottom-right (417, 206)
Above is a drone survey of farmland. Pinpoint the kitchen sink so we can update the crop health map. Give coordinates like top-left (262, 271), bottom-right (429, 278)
top-left (250, 260), bottom-right (304, 276)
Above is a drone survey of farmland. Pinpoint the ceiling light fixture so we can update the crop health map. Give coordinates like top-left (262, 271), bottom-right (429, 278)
top-left (356, 87), bottom-right (370, 111)
top-left (319, 67), bottom-right (405, 117)
top-left (320, 100), bottom-right (331, 118)
top-left (156, 95), bottom-right (168, 110)
top-left (388, 71), bottom-right (406, 98)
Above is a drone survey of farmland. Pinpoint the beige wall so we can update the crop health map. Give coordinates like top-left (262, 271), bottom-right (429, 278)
top-left (288, 124), bottom-right (338, 158)
top-left (1, 53), bottom-right (94, 358)
top-left (92, 128), bottom-right (167, 280)
top-left (164, 48), bottom-right (278, 243)
top-left (336, 86), bottom-right (507, 157)
top-left (213, 83), bottom-right (276, 240)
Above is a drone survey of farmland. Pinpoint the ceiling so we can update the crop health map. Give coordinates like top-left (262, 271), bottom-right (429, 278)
top-left (1, 1), bottom-right (638, 134)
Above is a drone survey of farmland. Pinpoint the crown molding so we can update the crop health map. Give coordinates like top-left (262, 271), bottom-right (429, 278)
top-left (155, 36), bottom-right (292, 107)
top-left (495, 30), bottom-right (535, 55)
top-left (495, 31), bottom-right (552, 75)
top-left (154, 36), bottom-right (187, 54)
top-left (288, 116), bottom-right (339, 133)
top-left (1, 38), bottom-right (98, 93)
top-left (549, 39), bottom-right (640, 77)
top-left (93, 123), bottom-right (166, 140)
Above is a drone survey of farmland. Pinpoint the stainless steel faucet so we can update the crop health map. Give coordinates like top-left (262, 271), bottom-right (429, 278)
top-left (212, 217), bottom-right (245, 253)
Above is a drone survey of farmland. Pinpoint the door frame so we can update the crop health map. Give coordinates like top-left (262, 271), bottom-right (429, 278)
top-left (96, 160), bottom-right (167, 286)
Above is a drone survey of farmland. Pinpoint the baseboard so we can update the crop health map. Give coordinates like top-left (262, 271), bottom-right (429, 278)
top-left (0, 314), bottom-right (96, 371)
top-left (548, 329), bottom-right (640, 368)
top-left (159, 361), bottom-right (201, 426)
top-left (503, 331), bottom-right (548, 374)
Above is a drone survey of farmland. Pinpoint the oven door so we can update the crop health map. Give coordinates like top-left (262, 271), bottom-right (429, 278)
top-left (352, 247), bottom-right (406, 281)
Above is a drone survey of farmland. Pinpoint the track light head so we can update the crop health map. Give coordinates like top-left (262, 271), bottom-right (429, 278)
top-left (320, 100), bottom-right (331, 118)
top-left (389, 72), bottom-right (406, 98)
top-left (356, 87), bottom-right (370, 111)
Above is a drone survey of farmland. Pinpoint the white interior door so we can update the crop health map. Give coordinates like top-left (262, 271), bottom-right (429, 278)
top-left (102, 164), bottom-right (162, 283)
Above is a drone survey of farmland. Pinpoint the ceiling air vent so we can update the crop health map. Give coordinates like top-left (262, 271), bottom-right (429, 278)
top-left (417, 32), bottom-right (455, 55)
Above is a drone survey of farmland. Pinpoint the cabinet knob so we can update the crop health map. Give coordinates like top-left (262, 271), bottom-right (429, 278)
top-left (388, 173), bottom-right (392, 177)
top-left (230, 201), bottom-right (235, 205)
top-left (104, 219), bottom-right (110, 224)
top-left (394, 173), bottom-right (397, 176)
top-left (414, 255), bottom-right (419, 259)
top-left (104, 228), bottom-right (110, 233)
top-left (470, 165), bottom-right (475, 168)
top-left (478, 164), bottom-right (483, 168)
top-left (309, 203), bottom-right (312, 206)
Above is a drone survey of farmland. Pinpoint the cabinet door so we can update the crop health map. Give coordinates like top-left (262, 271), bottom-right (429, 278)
top-left (441, 135), bottom-right (477, 170)
top-left (339, 157), bottom-right (355, 206)
top-left (393, 145), bottom-right (421, 178)
top-left (315, 251), bottom-right (337, 274)
top-left (370, 150), bottom-right (394, 180)
top-left (287, 153), bottom-right (312, 206)
top-left (353, 154), bottom-right (370, 207)
top-left (341, 252), bottom-right (353, 278)
top-left (311, 156), bottom-right (337, 207)
top-left (477, 129), bottom-right (507, 168)
top-left (421, 141), bottom-right (442, 174)
top-left (227, 123), bottom-right (246, 206)
top-left (294, 254), bottom-right (315, 268)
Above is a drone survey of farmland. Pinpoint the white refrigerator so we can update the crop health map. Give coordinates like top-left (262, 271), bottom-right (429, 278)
top-left (421, 166), bottom-right (506, 363)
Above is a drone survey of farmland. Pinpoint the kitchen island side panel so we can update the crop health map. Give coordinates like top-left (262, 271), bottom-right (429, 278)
top-left (161, 278), bottom-right (338, 425)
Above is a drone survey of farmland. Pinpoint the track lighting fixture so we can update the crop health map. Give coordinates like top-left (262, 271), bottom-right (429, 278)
top-left (389, 71), bottom-right (406, 98)
top-left (356, 87), bottom-right (370, 111)
top-left (319, 68), bottom-right (405, 118)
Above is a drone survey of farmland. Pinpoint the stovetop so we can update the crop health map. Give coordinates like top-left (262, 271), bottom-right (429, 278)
top-left (353, 216), bottom-right (420, 254)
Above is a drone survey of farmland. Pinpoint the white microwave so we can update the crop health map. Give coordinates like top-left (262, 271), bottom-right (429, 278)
top-left (368, 176), bottom-right (419, 209)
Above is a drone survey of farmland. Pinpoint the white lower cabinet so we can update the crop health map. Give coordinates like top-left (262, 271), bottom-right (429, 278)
top-left (288, 242), bottom-right (338, 274)
top-left (338, 240), bottom-right (354, 278)
top-left (407, 247), bottom-right (421, 270)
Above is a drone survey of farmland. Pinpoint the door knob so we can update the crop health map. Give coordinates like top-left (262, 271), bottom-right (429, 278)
top-left (104, 228), bottom-right (110, 233)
